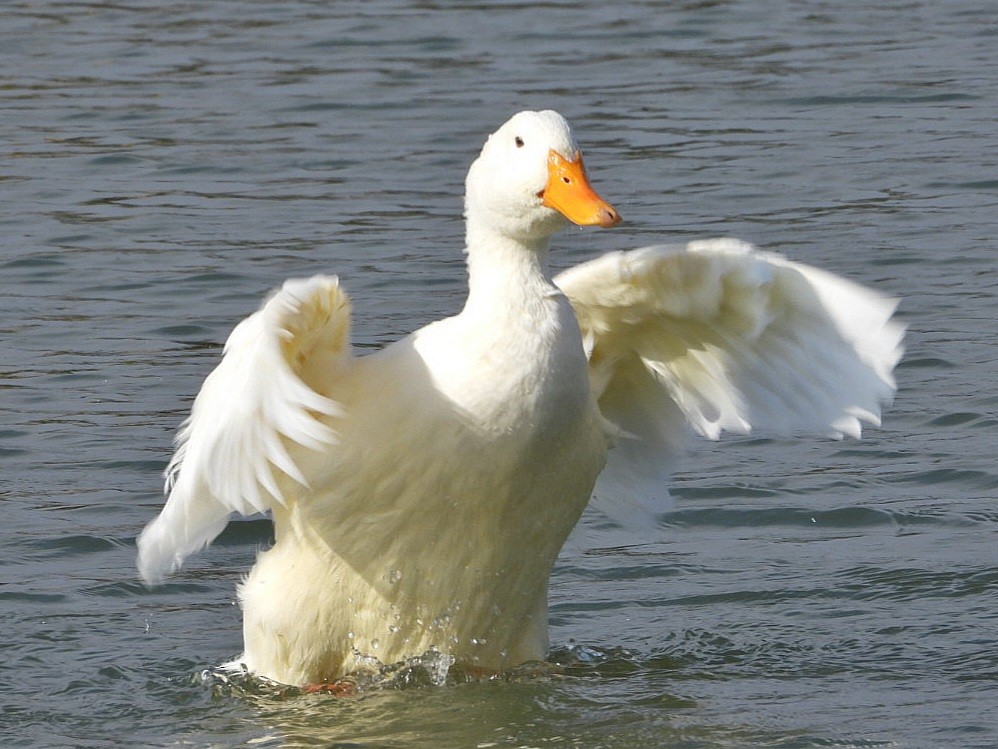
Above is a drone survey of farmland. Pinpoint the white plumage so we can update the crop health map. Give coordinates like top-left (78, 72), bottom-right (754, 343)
top-left (137, 110), bottom-right (903, 686)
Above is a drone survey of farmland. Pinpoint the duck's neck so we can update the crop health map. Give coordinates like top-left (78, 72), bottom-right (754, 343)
top-left (462, 223), bottom-right (555, 320)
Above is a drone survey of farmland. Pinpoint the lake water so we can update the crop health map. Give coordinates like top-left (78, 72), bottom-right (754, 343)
top-left (2, 1), bottom-right (996, 747)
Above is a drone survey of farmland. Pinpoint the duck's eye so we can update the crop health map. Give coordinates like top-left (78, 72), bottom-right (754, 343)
top-left (514, 136), bottom-right (524, 148)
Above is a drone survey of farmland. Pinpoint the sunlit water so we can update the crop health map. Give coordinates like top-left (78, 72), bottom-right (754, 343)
top-left (2, 1), bottom-right (996, 747)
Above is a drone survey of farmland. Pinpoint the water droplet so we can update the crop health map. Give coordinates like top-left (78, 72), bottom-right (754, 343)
top-left (388, 624), bottom-right (401, 634)
top-left (347, 631), bottom-right (355, 640)
top-left (371, 638), bottom-right (380, 649)
top-left (386, 568), bottom-right (402, 584)
top-left (421, 648), bottom-right (455, 687)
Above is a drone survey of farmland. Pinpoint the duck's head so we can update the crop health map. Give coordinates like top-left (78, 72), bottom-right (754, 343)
top-left (465, 110), bottom-right (620, 244)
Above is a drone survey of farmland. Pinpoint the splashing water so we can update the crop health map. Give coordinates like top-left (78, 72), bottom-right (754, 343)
top-left (195, 644), bottom-right (653, 702)
top-left (198, 647), bottom-right (459, 699)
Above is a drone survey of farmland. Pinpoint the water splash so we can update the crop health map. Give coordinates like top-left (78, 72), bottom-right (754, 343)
top-left (197, 647), bottom-right (458, 699)
top-left (195, 642), bottom-right (678, 703)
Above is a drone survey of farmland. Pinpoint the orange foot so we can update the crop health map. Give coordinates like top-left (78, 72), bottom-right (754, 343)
top-left (301, 680), bottom-right (357, 696)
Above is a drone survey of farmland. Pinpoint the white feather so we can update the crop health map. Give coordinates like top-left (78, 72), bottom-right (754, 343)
top-left (555, 239), bottom-right (904, 522)
top-left (137, 276), bottom-right (347, 584)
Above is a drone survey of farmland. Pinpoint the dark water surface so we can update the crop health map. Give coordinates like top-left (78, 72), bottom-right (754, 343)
top-left (2, 1), bottom-right (996, 747)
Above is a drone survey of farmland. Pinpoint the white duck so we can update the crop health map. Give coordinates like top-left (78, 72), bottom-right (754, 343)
top-left (137, 110), bottom-right (903, 687)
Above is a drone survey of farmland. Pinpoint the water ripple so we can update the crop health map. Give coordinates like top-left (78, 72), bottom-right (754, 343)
top-left (2, 1), bottom-right (997, 748)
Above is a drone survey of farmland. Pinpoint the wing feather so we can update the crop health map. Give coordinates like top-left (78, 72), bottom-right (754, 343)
top-left (137, 276), bottom-right (350, 585)
top-left (555, 239), bottom-right (904, 521)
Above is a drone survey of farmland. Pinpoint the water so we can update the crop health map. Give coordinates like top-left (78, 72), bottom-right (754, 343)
top-left (2, 1), bottom-right (996, 747)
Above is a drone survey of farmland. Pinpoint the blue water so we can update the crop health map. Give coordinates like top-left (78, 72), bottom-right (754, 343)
top-left (2, 1), bottom-right (996, 747)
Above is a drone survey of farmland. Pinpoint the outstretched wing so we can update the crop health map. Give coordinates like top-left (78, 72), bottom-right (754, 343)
top-left (137, 276), bottom-right (351, 584)
top-left (555, 239), bottom-right (904, 521)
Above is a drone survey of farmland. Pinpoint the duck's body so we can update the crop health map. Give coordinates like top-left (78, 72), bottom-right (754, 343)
top-left (240, 261), bottom-right (606, 683)
top-left (138, 111), bottom-right (903, 686)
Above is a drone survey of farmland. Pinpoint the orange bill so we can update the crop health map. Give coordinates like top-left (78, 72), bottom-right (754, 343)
top-left (540, 149), bottom-right (621, 228)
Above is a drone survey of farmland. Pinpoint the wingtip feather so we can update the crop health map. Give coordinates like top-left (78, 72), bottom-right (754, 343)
top-left (138, 273), bottom-right (353, 581)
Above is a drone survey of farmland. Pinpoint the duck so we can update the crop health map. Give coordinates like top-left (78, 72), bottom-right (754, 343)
top-left (137, 110), bottom-right (903, 687)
